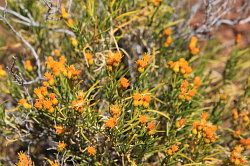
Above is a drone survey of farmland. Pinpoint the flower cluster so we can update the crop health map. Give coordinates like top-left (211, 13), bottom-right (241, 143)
top-left (136, 54), bottom-right (151, 73)
top-left (163, 28), bottom-right (173, 47)
top-left (147, 121), bottom-right (156, 135)
top-left (192, 112), bottom-right (218, 144)
top-left (166, 144), bottom-right (179, 155)
top-left (61, 6), bottom-right (75, 29)
top-left (16, 152), bottom-right (32, 166)
top-left (110, 104), bottom-right (121, 117)
top-left (133, 91), bottom-right (151, 107)
top-left (230, 145), bottom-right (247, 165)
top-left (175, 118), bottom-right (186, 128)
top-left (57, 141), bottom-right (67, 152)
top-left (105, 117), bottom-right (117, 129)
top-left (34, 87), bottom-right (58, 113)
top-left (71, 92), bottom-right (85, 112)
top-left (240, 138), bottom-right (250, 149)
top-left (54, 125), bottom-right (64, 135)
top-left (168, 58), bottom-right (192, 77)
top-left (178, 76), bottom-right (201, 101)
top-left (87, 146), bottom-right (96, 156)
top-left (232, 109), bottom-right (249, 125)
top-left (119, 77), bottom-right (130, 89)
top-left (18, 98), bottom-right (32, 109)
top-left (189, 36), bottom-right (200, 55)
top-left (46, 56), bottom-right (80, 79)
top-left (106, 51), bottom-right (123, 71)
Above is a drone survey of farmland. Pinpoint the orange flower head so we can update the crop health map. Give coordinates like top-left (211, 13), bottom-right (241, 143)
top-left (105, 117), bottom-right (117, 128)
top-left (67, 65), bottom-right (81, 79)
top-left (57, 141), bottom-right (67, 151)
top-left (85, 52), bottom-right (94, 65)
top-left (147, 121), bottom-right (155, 131)
top-left (49, 160), bottom-right (59, 166)
top-left (189, 36), bottom-right (199, 55)
top-left (106, 51), bottom-right (122, 70)
top-left (87, 146), bottom-right (96, 156)
top-left (164, 28), bottom-right (172, 36)
top-left (61, 6), bottom-right (69, 19)
top-left (54, 125), bottom-right (64, 135)
top-left (16, 152), bottom-right (32, 166)
top-left (67, 18), bottom-right (74, 28)
top-left (201, 112), bottom-right (209, 121)
top-left (24, 60), bottom-right (33, 71)
top-left (18, 98), bottom-right (32, 109)
top-left (110, 105), bottom-right (121, 117)
top-left (164, 36), bottom-right (173, 47)
top-left (193, 76), bottom-right (201, 88)
top-left (120, 77), bottom-right (130, 89)
top-left (176, 118), bottom-right (186, 128)
top-left (139, 115), bottom-right (148, 124)
top-left (53, 49), bottom-right (61, 56)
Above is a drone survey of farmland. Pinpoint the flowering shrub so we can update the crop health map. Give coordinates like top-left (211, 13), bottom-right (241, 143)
top-left (0, 0), bottom-right (249, 165)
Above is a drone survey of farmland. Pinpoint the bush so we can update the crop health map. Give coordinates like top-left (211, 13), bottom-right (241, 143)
top-left (0, 0), bottom-right (249, 165)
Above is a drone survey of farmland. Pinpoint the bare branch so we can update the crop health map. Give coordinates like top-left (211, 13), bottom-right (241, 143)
top-left (0, 15), bottom-right (42, 79)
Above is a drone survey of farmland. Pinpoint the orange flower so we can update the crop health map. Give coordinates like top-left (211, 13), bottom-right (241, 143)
top-left (66, 65), bottom-right (81, 79)
top-left (24, 60), bottom-right (33, 71)
top-left (53, 49), bottom-right (61, 56)
top-left (201, 112), bottom-right (209, 121)
top-left (120, 77), bottom-right (130, 89)
top-left (0, 65), bottom-right (7, 77)
top-left (147, 121), bottom-right (156, 135)
top-left (230, 145), bottom-right (246, 165)
top-left (71, 93), bottom-right (85, 112)
top-left (232, 109), bottom-right (239, 120)
top-left (106, 51), bottom-right (122, 71)
top-left (139, 115), bottom-right (148, 124)
top-left (233, 130), bottom-right (241, 138)
top-left (49, 160), bottom-right (59, 166)
top-left (168, 58), bottom-right (192, 77)
top-left (136, 54), bottom-right (151, 73)
top-left (84, 52), bottom-right (94, 65)
top-left (133, 91), bottom-right (151, 108)
top-left (67, 18), bottom-right (74, 28)
top-left (189, 36), bottom-right (199, 55)
top-left (87, 146), bottom-right (96, 156)
top-left (175, 118), bottom-right (186, 128)
top-left (164, 36), bottom-right (173, 47)
top-left (193, 76), bottom-right (201, 88)
top-left (54, 125), bottom-right (64, 135)
top-left (16, 152), bottom-right (32, 166)
top-left (148, 0), bottom-right (162, 6)
top-left (34, 99), bottom-right (44, 109)
top-left (49, 93), bottom-right (58, 105)
top-left (240, 138), bottom-right (250, 149)
top-left (57, 141), bottom-right (67, 151)
top-left (61, 6), bottom-right (69, 19)
top-left (164, 28), bottom-right (172, 36)
top-left (18, 98), bottom-right (32, 109)
top-left (105, 117), bottom-right (117, 128)
top-left (44, 72), bottom-right (55, 86)
top-left (167, 145), bottom-right (179, 155)
top-left (110, 105), bottom-right (121, 117)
